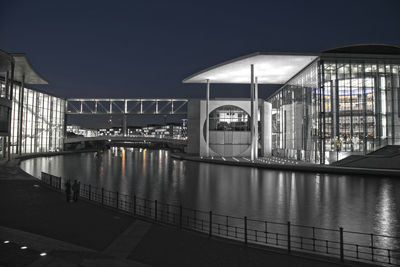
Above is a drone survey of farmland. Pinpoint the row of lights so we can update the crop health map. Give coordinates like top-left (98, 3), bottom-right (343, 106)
top-left (200, 156), bottom-right (300, 165)
top-left (258, 157), bottom-right (300, 165)
top-left (3, 240), bottom-right (47, 257)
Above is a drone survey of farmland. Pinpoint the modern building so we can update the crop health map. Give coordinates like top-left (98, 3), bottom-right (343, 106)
top-left (142, 123), bottom-right (186, 139)
top-left (184, 44), bottom-right (400, 164)
top-left (97, 123), bottom-right (187, 139)
top-left (67, 125), bottom-right (98, 137)
top-left (0, 49), bottom-right (65, 159)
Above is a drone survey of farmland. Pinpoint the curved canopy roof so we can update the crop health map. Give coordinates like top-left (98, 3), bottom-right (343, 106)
top-left (183, 52), bottom-right (318, 84)
top-left (12, 54), bottom-right (48, 84)
top-left (322, 44), bottom-right (400, 55)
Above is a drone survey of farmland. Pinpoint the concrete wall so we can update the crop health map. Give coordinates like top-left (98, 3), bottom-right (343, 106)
top-left (187, 99), bottom-right (201, 155)
top-left (261, 101), bottom-right (272, 156)
top-left (188, 99), bottom-right (267, 157)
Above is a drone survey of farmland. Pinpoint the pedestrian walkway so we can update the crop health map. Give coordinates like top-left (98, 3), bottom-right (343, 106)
top-left (0, 158), bottom-right (378, 266)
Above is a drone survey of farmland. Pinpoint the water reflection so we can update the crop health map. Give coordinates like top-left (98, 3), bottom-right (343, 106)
top-left (20, 148), bottom-right (400, 238)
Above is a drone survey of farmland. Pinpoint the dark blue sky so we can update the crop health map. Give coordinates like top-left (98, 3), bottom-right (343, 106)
top-left (1, 0), bottom-right (400, 126)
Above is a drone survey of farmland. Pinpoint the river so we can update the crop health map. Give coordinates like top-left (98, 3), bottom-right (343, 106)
top-left (20, 147), bottom-right (400, 240)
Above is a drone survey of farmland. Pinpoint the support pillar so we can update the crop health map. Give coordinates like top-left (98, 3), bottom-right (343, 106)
top-left (3, 70), bottom-right (9, 159)
top-left (255, 77), bottom-right (259, 159)
top-left (1, 137), bottom-right (5, 159)
top-left (7, 61), bottom-right (14, 161)
top-left (206, 79), bottom-right (210, 157)
top-left (18, 75), bottom-right (25, 155)
top-left (250, 65), bottom-right (255, 161)
top-left (123, 114), bottom-right (127, 136)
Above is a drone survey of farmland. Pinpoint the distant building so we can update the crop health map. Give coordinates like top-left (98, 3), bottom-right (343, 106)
top-left (142, 123), bottom-right (186, 139)
top-left (96, 123), bottom-right (187, 139)
top-left (98, 127), bottom-right (123, 136)
top-left (67, 125), bottom-right (98, 137)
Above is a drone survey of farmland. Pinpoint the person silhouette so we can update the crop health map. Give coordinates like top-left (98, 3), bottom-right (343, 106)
top-left (72, 180), bottom-right (79, 202)
top-left (65, 180), bottom-right (72, 202)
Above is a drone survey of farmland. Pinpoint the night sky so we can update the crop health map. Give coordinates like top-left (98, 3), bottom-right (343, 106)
top-left (1, 0), bottom-right (400, 127)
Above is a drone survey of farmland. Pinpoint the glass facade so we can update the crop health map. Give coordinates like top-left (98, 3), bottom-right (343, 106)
top-left (9, 82), bottom-right (65, 154)
top-left (0, 72), bottom-right (12, 158)
top-left (268, 57), bottom-right (400, 164)
top-left (0, 78), bottom-right (11, 134)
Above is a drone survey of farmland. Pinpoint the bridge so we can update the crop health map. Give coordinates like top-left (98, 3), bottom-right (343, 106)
top-left (64, 136), bottom-right (187, 151)
top-left (66, 98), bottom-right (188, 115)
top-left (66, 98), bottom-right (189, 136)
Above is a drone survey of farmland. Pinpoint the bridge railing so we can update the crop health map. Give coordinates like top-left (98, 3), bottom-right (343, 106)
top-left (40, 171), bottom-right (400, 266)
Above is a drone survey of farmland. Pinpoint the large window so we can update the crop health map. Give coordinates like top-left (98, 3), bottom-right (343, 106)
top-left (204, 105), bottom-right (251, 156)
top-left (269, 61), bottom-right (319, 162)
top-left (9, 85), bottom-right (65, 154)
top-left (208, 105), bottom-right (250, 131)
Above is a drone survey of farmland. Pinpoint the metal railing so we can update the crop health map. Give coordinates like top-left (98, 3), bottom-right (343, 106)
top-left (40, 172), bottom-right (400, 266)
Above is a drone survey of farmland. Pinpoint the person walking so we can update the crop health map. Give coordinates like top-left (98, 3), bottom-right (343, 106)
top-left (65, 180), bottom-right (72, 202)
top-left (72, 180), bottom-right (79, 202)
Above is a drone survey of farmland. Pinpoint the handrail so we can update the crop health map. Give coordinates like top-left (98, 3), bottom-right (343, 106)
top-left (40, 171), bottom-right (400, 266)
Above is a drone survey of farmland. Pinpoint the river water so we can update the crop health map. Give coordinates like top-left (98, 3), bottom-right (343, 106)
top-left (20, 147), bottom-right (400, 240)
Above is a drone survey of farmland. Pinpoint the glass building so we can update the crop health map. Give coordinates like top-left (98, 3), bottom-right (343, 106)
top-left (268, 45), bottom-right (400, 164)
top-left (184, 44), bottom-right (400, 164)
top-left (0, 51), bottom-right (65, 159)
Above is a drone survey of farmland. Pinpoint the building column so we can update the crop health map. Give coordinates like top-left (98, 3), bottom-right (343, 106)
top-left (261, 101), bottom-right (272, 156)
top-left (254, 76), bottom-right (259, 159)
top-left (7, 61), bottom-right (14, 161)
top-left (3, 70), bottom-right (9, 159)
top-left (250, 65), bottom-right (255, 160)
top-left (206, 79), bottom-right (210, 157)
top-left (18, 75), bottom-right (25, 155)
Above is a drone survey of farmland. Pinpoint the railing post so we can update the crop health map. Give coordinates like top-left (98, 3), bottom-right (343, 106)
top-left (101, 188), bottom-right (104, 205)
top-left (370, 233), bottom-right (374, 262)
top-left (133, 195), bottom-right (137, 215)
top-left (265, 221), bottom-right (268, 244)
top-left (287, 221), bottom-right (291, 253)
top-left (226, 216), bottom-right (229, 236)
top-left (116, 191), bottom-right (119, 209)
top-left (50, 175), bottom-right (53, 187)
top-left (194, 210), bottom-right (197, 228)
top-left (88, 184), bottom-right (91, 200)
top-left (209, 211), bottom-right (212, 237)
top-left (179, 205), bottom-right (183, 229)
top-left (312, 227), bottom-right (316, 251)
top-left (155, 200), bottom-right (158, 221)
top-left (340, 227), bottom-right (344, 262)
top-left (244, 216), bottom-right (248, 245)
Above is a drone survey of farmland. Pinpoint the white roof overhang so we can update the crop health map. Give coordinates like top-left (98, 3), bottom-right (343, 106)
top-left (12, 54), bottom-right (48, 84)
top-left (183, 52), bottom-right (318, 84)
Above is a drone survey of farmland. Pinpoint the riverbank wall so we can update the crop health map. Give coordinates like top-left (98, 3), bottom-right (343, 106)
top-left (171, 153), bottom-right (400, 177)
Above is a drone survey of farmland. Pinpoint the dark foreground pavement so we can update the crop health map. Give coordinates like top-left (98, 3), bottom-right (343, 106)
top-left (0, 159), bottom-right (377, 266)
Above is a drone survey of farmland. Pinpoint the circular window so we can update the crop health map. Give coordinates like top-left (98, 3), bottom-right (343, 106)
top-left (203, 105), bottom-right (251, 156)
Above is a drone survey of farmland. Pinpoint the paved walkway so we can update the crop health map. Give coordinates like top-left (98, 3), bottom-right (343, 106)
top-left (0, 158), bottom-right (377, 266)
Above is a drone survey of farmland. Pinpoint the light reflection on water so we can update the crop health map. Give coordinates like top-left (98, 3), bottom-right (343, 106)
top-left (20, 148), bottom-right (400, 240)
